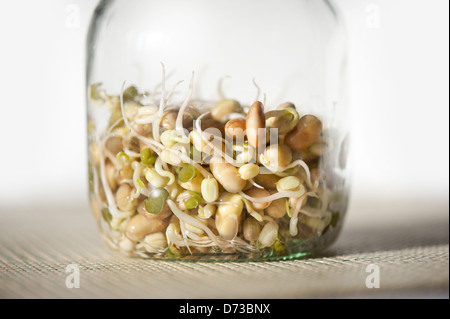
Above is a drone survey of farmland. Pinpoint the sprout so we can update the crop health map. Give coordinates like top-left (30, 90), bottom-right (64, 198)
top-left (88, 82), bottom-right (106, 105)
top-left (239, 188), bottom-right (305, 203)
top-left (140, 148), bottom-right (156, 165)
top-left (265, 107), bottom-right (299, 135)
top-left (144, 167), bottom-right (169, 188)
top-left (177, 190), bottom-right (202, 210)
top-left (116, 151), bottom-right (130, 164)
top-left (136, 178), bottom-right (146, 188)
top-left (178, 165), bottom-right (198, 183)
top-left (160, 129), bottom-right (189, 148)
top-left (122, 85), bottom-right (138, 101)
top-left (144, 188), bottom-right (169, 215)
top-left (276, 176), bottom-right (302, 192)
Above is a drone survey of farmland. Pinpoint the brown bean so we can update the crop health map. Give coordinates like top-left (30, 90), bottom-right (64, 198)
top-left (211, 99), bottom-right (242, 122)
top-left (105, 135), bottom-right (123, 155)
top-left (245, 187), bottom-right (271, 210)
top-left (265, 198), bottom-right (287, 219)
top-left (285, 115), bottom-right (322, 152)
top-left (105, 160), bottom-right (118, 191)
top-left (126, 214), bottom-right (168, 241)
top-left (115, 184), bottom-right (135, 211)
top-left (225, 118), bottom-right (246, 141)
top-left (210, 157), bottom-right (246, 193)
top-left (246, 101), bottom-right (265, 149)
top-left (263, 144), bottom-right (292, 169)
top-left (160, 111), bottom-right (177, 130)
top-left (253, 174), bottom-right (281, 190)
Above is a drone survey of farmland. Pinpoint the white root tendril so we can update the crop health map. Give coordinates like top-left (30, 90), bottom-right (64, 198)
top-left (249, 178), bottom-right (264, 189)
top-left (132, 161), bottom-right (150, 198)
top-left (218, 75), bottom-right (231, 100)
top-left (252, 77), bottom-right (261, 102)
top-left (289, 193), bottom-right (307, 236)
top-left (239, 189), bottom-right (306, 204)
top-left (281, 159), bottom-right (315, 189)
top-left (97, 136), bottom-right (134, 219)
top-left (179, 221), bottom-right (193, 254)
top-left (154, 157), bottom-right (175, 185)
top-left (175, 71), bottom-right (194, 139)
top-left (167, 200), bottom-right (221, 246)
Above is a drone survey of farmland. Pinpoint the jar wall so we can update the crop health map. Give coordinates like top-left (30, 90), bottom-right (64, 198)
top-left (87, 0), bottom-right (350, 261)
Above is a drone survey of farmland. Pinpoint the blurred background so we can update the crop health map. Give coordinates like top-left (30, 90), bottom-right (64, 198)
top-left (0, 0), bottom-right (448, 223)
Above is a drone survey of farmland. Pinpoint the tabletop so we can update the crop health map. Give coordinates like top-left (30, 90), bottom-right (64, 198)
top-left (0, 197), bottom-right (448, 299)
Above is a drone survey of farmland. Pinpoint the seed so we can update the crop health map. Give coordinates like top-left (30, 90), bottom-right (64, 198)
top-left (198, 204), bottom-right (216, 219)
top-left (144, 167), bottom-right (169, 188)
top-left (105, 160), bottom-right (118, 191)
top-left (190, 130), bottom-right (217, 156)
top-left (178, 173), bottom-right (204, 193)
top-left (115, 184), bottom-right (135, 211)
top-left (266, 102), bottom-right (299, 135)
top-left (225, 118), bottom-right (246, 141)
top-left (265, 198), bottom-right (287, 219)
top-left (119, 236), bottom-right (135, 252)
top-left (211, 99), bottom-right (242, 122)
top-left (303, 212), bottom-right (332, 236)
top-left (178, 165), bottom-right (197, 183)
top-left (253, 174), bottom-right (281, 190)
top-left (160, 149), bottom-right (183, 166)
top-left (246, 101), bottom-right (265, 149)
top-left (276, 176), bottom-right (301, 192)
top-left (132, 122), bottom-right (151, 136)
top-left (258, 221), bottom-right (279, 247)
top-left (243, 218), bottom-right (261, 242)
top-left (144, 188), bottom-right (170, 215)
top-left (141, 232), bottom-right (168, 253)
top-left (215, 212), bottom-right (239, 240)
top-left (309, 142), bottom-right (325, 157)
top-left (201, 177), bottom-right (219, 203)
top-left (216, 192), bottom-right (244, 240)
top-left (105, 135), bottom-right (123, 155)
top-left (140, 148), bottom-right (156, 165)
top-left (209, 157), bottom-right (246, 193)
top-left (234, 144), bottom-right (255, 164)
top-left (238, 163), bottom-right (260, 180)
top-left (176, 190), bottom-right (201, 210)
top-left (262, 144), bottom-right (292, 170)
top-left (161, 111), bottom-right (177, 130)
top-left (126, 214), bottom-right (168, 241)
top-left (185, 215), bottom-right (208, 235)
top-left (138, 200), bottom-right (172, 219)
top-left (285, 115), bottom-right (322, 152)
top-left (245, 187), bottom-right (272, 210)
top-left (160, 130), bottom-right (179, 147)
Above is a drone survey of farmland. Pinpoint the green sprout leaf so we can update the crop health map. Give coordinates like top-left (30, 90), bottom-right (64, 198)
top-left (145, 188), bottom-right (169, 215)
top-left (178, 165), bottom-right (197, 183)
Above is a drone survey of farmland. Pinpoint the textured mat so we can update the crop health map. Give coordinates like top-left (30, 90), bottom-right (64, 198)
top-left (0, 199), bottom-right (448, 298)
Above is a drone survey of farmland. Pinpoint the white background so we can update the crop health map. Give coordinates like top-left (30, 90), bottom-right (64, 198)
top-left (0, 0), bottom-right (448, 211)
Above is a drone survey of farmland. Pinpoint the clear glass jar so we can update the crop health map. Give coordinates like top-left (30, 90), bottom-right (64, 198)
top-left (86, 0), bottom-right (350, 261)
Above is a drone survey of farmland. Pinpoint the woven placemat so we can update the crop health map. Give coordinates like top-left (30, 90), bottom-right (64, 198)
top-left (0, 200), bottom-right (448, 298)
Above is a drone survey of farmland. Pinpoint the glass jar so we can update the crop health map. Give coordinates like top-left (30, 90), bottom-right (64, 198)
top-left (86, 0), bottom-right (350, 261)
